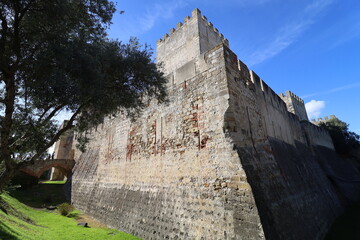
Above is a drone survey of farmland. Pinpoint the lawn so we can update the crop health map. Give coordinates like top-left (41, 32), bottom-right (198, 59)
top-left (39, 180), bottom-right (67, 185)
top-left (0, 189), bottom-right (140, 240)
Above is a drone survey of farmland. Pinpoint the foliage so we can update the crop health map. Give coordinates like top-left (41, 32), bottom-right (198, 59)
top-left (57, 203), bottom-right (74, 216)
top-left (0, 192), bottom-right (140, 239)
top-left (0, 0), bottom-right (167, 189)
top-left (319, 117), bottom-right (360, 157)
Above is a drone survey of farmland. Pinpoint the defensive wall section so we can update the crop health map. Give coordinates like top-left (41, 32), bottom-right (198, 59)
top-left (70, 9), bottom-right (360, 240)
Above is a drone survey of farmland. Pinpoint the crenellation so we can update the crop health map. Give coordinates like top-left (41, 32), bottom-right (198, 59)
top-left (279, 90), bottom-right (308, 121)
top-left (176, 22), bottom-right (183, 29)
top-left (260, 78), bottom-right (265, 91)
top-left (250, 70), bottom-right (261, 88)
top-left (184, 16), bottom-right (190, 23)
top-left (192, 8), bottom-right (201, 17)
top-left (311, 115), bottom-right (337, 125)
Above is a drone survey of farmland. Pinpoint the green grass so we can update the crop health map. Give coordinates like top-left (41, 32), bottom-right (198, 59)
top-left (39, 180), bottom-right (66, 185)
top-left (9, 183), bottom-right (67, 208)
top-left (0, 193), bottom-right (140, 240)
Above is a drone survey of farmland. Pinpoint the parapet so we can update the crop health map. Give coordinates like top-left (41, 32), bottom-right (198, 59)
top-left (311, 115), bottom-right (337, 125)
top-left (278, 91), bottom-right (304, 104)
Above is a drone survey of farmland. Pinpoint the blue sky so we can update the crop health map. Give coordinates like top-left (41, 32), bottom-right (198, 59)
top-left (107, 0), bottom-right (360, 134)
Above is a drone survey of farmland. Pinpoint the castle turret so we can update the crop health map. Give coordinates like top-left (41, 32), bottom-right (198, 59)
top-left (156, 8), bottom-right (229, 77)
top-left (279, 90), bottom-right (309, 121)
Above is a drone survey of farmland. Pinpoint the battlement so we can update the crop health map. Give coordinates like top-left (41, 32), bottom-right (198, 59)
top-left (279, 91), bottom-right (304, 104)
top-left (311, 115), bottom-right (337, 125)
top-left (156, 8), bottom-right (229, 74)
top-left (157, 9), bottom-right (229, 46)
top-left (278, 90), bottom-right (308, 121)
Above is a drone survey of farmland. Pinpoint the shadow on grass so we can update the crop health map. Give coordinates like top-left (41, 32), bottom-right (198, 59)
top-left (0, 220), bottom-right (22, 240)
top-left (9, 183), bottom-right (67, 208)
top-left (67, 212), bottom-right (80, 219)
top-left (325, 202), bottom-right (360, 240)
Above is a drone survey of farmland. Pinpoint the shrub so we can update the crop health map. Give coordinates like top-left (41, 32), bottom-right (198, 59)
top-left (57, 203), bottom-right (74, 216)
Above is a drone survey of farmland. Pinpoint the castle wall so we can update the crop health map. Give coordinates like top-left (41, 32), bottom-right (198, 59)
top-left (301, 121), bottom-right (335, 150)
top-left (72, 45), bottom-right (264, 240)
top-left (70, 9), bottom-right (358, 240)
top-left (222, 46), bottom-right (343, 239)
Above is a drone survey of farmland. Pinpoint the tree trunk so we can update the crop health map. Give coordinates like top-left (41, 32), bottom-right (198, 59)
top-left (0, 167), bottom-right (16, 191)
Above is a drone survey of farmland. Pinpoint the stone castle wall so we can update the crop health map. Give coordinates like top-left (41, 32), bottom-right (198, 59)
top-left (221, 46), bottom-right (342, 239)
top-left (72, 43), bottom-right (264, 239)
top-left (70, 9), bottom-right (358, 240)
top-left (53, 121), bottom-right (74, 160)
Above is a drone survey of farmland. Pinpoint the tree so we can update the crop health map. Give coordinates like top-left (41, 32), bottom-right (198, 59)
top-left (0, 0), bottom-right (167, 190)
top-left (319, 117), bottom-right (360, 157)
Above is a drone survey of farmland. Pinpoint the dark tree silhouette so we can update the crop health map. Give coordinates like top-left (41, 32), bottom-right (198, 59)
top-left (0, 0), bottom-right (167, 190)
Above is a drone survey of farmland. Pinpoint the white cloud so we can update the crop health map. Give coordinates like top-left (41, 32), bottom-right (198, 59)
top-left (305, 100), bottom-right (325, 119)
top-left (248, 0), bottom-right (334, 66)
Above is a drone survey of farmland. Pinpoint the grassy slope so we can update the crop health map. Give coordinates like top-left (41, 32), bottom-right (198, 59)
top-left (0, 193), bottom-right (140, 240)
top-left (39, 181), bottom-right (66, 185)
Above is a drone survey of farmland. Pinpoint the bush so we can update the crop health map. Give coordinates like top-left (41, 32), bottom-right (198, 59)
top-left (57, 203), bottom-right (74, 216)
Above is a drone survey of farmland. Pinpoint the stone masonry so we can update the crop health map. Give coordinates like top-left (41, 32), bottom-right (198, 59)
top-left (70, 9), bottom-right (360, 240)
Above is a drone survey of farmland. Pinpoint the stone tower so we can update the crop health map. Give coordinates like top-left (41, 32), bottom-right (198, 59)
top-left (156, 8), bottom-right (228, 75)
top-left (279, 91), bottom-right (309, 121)
top-left (70, 9), bottom-right (358, 240)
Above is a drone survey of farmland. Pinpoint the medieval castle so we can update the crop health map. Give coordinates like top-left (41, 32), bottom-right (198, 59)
top-left (63, 9), bottom-right (360, 239)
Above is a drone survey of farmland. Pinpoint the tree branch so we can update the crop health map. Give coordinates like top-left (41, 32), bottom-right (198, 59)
top-left (38, 105), bottom-right (52, 120)
top-left (0, 9), bottom-right (9, 77)
top-left (41, 105), bottom-right (65, 123)
top-left (12, 3), bottom-right (21, 71)
top-left (18, 0), bottom-right (35, 22)
top-left (26, 104), bottom-right (84, 164)
top-left (0, 74), bottom-right (16, 170)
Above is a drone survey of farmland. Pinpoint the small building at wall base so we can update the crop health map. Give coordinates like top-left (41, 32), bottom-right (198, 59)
top-left (69, 9), bottom-right (360, 240)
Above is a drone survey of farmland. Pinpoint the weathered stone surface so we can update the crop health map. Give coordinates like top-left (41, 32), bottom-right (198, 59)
top-left (53, 120), bottom-right (74, 160)
top-left (69, 9), bottom-right (360, 240)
